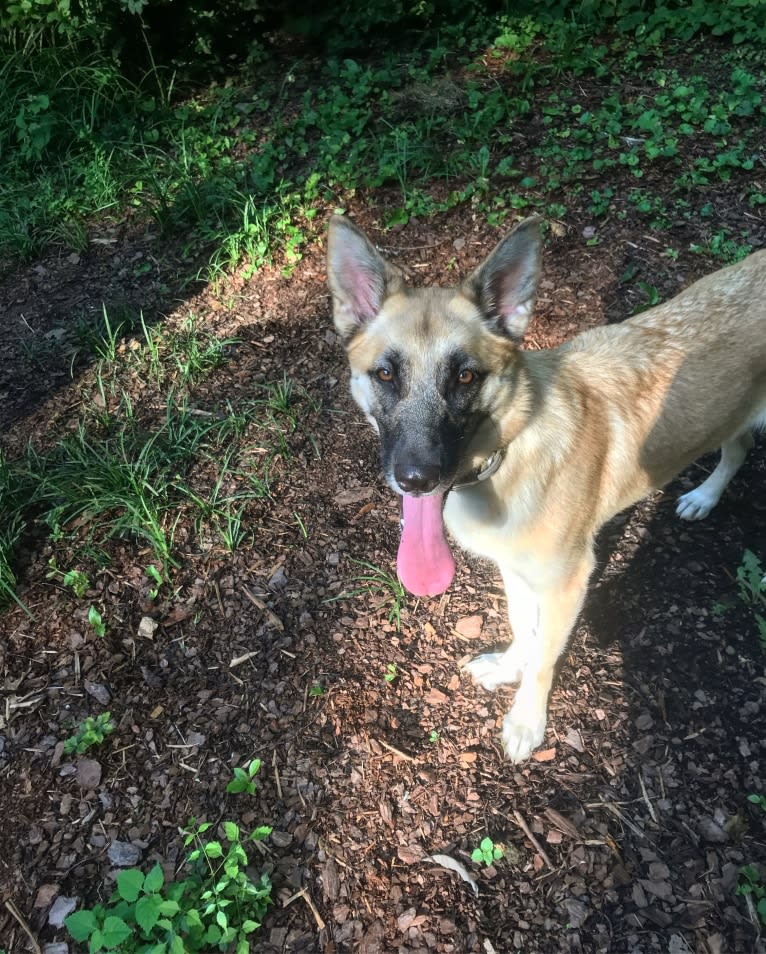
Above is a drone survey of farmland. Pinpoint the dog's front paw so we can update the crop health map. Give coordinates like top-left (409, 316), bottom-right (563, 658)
top-left (464, 652), bottom-right (522, 691)
top-left (676, 486), bottom-right (718, 521)
top-left (501, 708), bottom-right (546, 762)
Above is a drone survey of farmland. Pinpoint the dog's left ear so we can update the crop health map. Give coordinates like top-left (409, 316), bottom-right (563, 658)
top-left (327, 215), bottom-right (403, 340)
top-left (463, 216), bottom-right (542, 340)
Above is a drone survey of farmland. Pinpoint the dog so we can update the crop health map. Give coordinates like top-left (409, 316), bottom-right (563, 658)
top-left (327, 214), bottom-right (766, 762)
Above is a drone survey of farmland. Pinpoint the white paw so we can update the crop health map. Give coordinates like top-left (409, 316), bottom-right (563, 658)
top-left (501, 708), bottom-right (547, 762)
top-left (676, 486), bottom-right (719, 521)
top-left (464, 652), bottom-right (522, 691)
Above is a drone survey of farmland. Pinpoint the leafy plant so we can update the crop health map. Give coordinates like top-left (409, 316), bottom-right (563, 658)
top-left (384, 663), bottom-right (398, 683)
top-left (737, 864), bottom-right (766, 928)
top-left (226, 759), bottom-right (262, 796)
top-left (736, 549), bottom-right (766, 648)
top-left (64, 712), bottom-right (115, 755)
top-left (63, 568), bottom-right (90, 598)
top-left (65, 818), bottom-right (273, 953)
top-left (748, 793), bottom-right (766, 813)
top-left (471, 837), bottom-right (505, 867)
top-left (88, 605), bottom-right (107, 638)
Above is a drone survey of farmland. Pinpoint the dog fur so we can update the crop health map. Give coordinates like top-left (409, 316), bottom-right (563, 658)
top-left (327, 214), bottom-right (766, 761)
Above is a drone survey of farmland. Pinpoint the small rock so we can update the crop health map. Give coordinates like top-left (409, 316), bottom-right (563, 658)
top-left (75, 758), bottom-right (102, 789)
top-left (698, 816), bottom-right (728, 844)
top-left (48, 896), bottom-right (77, 927)
top-left (43, 944), bottom-right (70, 954)
top-left (186, 731), bottom-right (206, 747)
top-left (138, 616), bottom-right (158, 640)
top-left (268, 566), bottom-right (289, 591)
top-left (582, 226), bottom-right (597, 240)
top-left (84, 680), bottom-right (111, 705)
top-left (563, 897), bottom-right (589, 928)
top-left (108, 840), bottom-right (142, 866)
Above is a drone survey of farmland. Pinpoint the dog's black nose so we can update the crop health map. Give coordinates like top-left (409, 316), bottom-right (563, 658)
top-left (395, 462), bottom-right (441, 494)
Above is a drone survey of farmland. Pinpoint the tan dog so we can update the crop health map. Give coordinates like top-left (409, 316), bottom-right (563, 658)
top-left (327, 214), bottom-right (766, 761)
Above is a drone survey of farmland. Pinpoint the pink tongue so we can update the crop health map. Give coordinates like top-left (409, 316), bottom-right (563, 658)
top-left (397, 493), bottom-right (456, 597)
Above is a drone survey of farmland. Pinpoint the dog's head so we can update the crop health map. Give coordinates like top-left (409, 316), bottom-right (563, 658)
top-left (327, 215), bottom-right (542, 497)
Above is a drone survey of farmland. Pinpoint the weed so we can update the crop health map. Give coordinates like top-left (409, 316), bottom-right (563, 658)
top-left (63, 569), bottom-right (90, 598)
top-left (226, 759), bottom-right (262, 796)
top-left (309, 683), bottom-right (326, 697)
top-left (64, 712), bottom-right (115, 755)
top-left (384, 663), bottom-right (398, 683)
top-left (145, 564), bottom-right (163, 599)
top-left (88, 605), bottom-right (107, 638)
top-left (327, 559), bottom-right (407, 630)
top-left (471, 837), bottom-right (505, 866)
top-left (428, 730), bottom-right (440, 743)
top-left (630, 281), bottom-right (662, 315)
top-left (749, 793), bottom-right (766, 813)
top-left (65, 820), bottom-right (273, 952)
top-left (0, 451), bottom-right (30, 614)
top-left (736, 550), bottom-right (766, 647)
top-left (736, 864), bottom-right (766, 928)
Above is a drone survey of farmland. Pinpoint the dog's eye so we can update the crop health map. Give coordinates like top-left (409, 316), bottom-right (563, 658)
top-left (457, 369), bottom-right (475, 385)
top-left (376, 367), bottom-right (394, 383)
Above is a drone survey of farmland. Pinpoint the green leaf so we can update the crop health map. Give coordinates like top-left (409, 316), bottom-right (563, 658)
top-left (250, 825), bottom-right (272, 841)
top-left (204, 924), bottom-right (222, 944)
top-left (158, 899), bottom-right (180, 916)
top-left (470, 848), bottom-right (483, 863)
top-left (480, 837), bottom-right (493, 852)
top-left (170, 937), bottom-right (185, 954)
top-left (116, 868), bottom-right (144, 903)
top-left (241, 918), bottom-right (260, 933)
top-left (65, 909), bottom-right (98, 942)
top-left (204, 841), bottom-right (223, 858)
top-left (248, 758), bottom-right (262, 778)
top-left (143, 862), bottom-right (165, 894)
top-left (135, 895), bottom-right (163, 934)
top-left (223, 821), bottom-right (239, 842)
top-left (89, 928), bottom-right (105, 952)
top-left (101, 915), bottom-right (132, 948)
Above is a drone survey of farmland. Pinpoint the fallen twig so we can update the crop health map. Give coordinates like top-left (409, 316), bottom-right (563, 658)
top-left (283, 887), bottom-right (325, 931)
top-left (513, 809), bottom-right (553, 869)
top-left (376, 738), bottom-right (417, 762)
top-left (5, 899), bottom-right (41, 954)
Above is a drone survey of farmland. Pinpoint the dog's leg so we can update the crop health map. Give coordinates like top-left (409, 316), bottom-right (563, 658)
top-left (500, 562), bottom-right (591, 762)
top-left (464, 570), bottom-right (539, 689)
top-left (676, 430), bottom-right (753, 521)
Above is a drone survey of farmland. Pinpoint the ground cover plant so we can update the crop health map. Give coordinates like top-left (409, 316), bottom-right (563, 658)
top-left (1, 1), bottom-right (765, 952)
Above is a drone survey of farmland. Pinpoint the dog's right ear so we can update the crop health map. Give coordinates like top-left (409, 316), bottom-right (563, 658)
top-left (327, 215), bottom-right (402, 340)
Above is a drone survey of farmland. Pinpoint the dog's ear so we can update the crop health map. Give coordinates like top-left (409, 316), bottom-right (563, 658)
top-left (463, 216), bottom-right (542, 340)
top-left (327, 215), bottom-right (402, 340)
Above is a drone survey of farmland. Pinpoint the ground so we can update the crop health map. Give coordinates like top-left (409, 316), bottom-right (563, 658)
top-left (1, 44), bottom-right (766, 954)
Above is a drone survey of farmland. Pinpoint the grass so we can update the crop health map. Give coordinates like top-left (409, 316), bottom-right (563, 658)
top-left (327, 559), bottom-right (408, 631)
top-left (0, 309), bottom-right (320, 610)
top-left (2, 6), bottom-right (764, 278)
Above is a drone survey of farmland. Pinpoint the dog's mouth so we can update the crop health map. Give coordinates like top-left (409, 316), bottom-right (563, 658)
top-left (397, 492), bottom-right (456, 598)
top-left (393, 447), bottom-right (506, 597)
